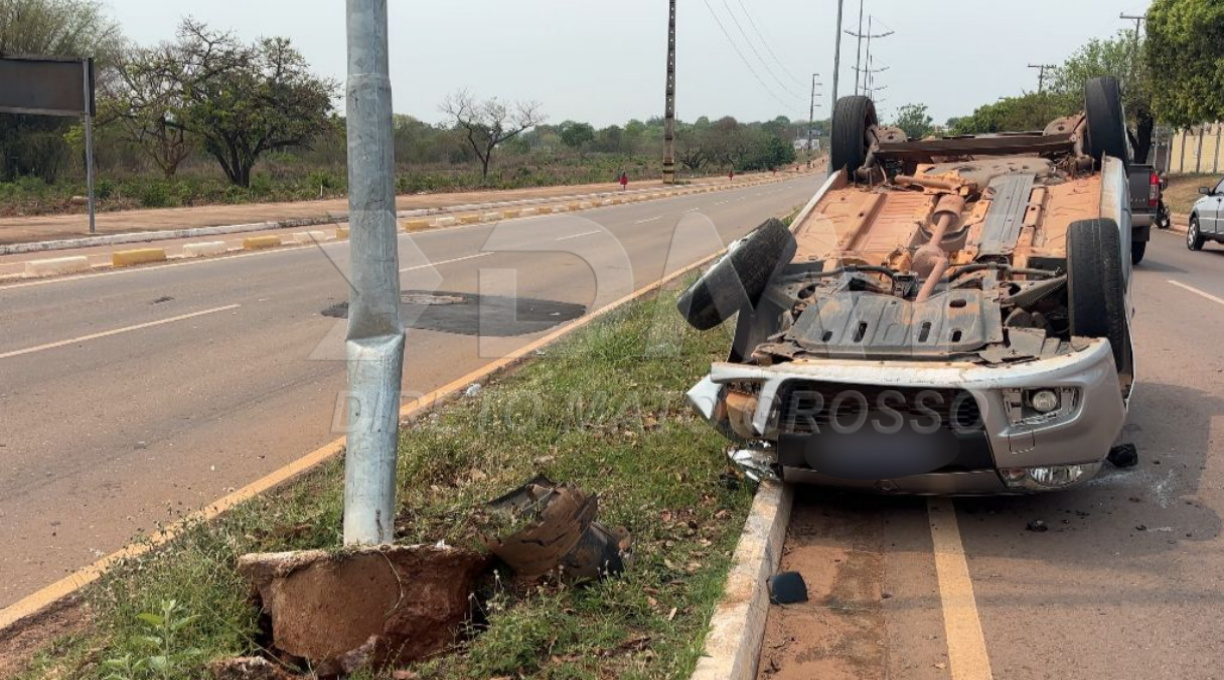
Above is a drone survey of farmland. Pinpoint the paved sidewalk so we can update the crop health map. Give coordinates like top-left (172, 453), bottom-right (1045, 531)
top-left (0, 172), bottom-right (792, 246)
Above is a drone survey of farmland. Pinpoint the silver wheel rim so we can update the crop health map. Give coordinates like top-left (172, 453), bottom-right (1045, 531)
top-left (1190, 224), bottom-right (1197, 245)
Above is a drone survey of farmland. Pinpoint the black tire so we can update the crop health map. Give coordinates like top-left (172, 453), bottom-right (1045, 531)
top-left (677, 219), bottom-right (796, 331)
top-left (830, 96), bottom-right (878, 174)
top-left (1188, 216), bottom-right (1206, 251)
top-left (1068, 219), bottom-right (1130, 370)
top-left (1085, 76), bottom-right (1130, 169)
top-left (1131, 240), bottom-right (1147, 265)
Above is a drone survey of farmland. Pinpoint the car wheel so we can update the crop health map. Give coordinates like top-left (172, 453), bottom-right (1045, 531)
top-left (1132, 240), bottom-right (1147, 265)
top-left (1085, 76), bottom-right (1129, 169)
top-left (1068, 219), bottom-right (1130, 371)
top-left (676, 218), bottom-right (797, 331)
top-left (830, 95), bottom-right (879, 175)
top-left (1188, 217), bottom-right (1206, 251)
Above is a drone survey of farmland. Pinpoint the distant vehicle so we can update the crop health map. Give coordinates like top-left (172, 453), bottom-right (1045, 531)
top-left (679, 77), bottom-right (1137, 495)
top-left (1187, 177), bottom-right (1224, 251)
top-left (1128, 163), bottom-right (1162, 262)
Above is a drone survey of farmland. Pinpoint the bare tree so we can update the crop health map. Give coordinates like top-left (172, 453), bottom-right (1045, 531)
top-left (442, 90), bottom-right (544, 182)
top-left (102, 44), bottom-right (195, 178)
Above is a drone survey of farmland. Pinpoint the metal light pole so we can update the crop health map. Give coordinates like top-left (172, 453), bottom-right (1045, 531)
top-left (81, 58), bottom-right (96, 234)
top-left (1027, 63), bottom-right (1056, 93)
top-left (343, 0), bottom-right (405, 546)
top-left (829, 0), bottom-right (845, 173)
top-left (662, 0), bottom-right (678, 184)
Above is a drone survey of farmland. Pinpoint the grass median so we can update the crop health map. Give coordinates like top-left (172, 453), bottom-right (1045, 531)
top-left (17, 282), bottom-right (754, 680)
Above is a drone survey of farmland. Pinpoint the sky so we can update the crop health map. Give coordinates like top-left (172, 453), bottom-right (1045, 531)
top-left (104, 0), bottom-right (1148, 128)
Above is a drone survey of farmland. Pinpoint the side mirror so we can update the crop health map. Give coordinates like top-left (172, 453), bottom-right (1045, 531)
top-left (1200, 187), bottom-right (1214, 196)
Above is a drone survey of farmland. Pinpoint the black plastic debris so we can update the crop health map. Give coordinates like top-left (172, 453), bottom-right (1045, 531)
top-left (1107, 443), bottom-right (1139, 468)
top-left (478, 475), bottom-right (630, 584)
top-left (768, 571), bottom-right (809, 605)
top-left (1026, 520), bottom-right (1049, 533)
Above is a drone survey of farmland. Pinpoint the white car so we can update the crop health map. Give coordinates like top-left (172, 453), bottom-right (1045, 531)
top-left (1187, 177), bottom-right (1224, 251)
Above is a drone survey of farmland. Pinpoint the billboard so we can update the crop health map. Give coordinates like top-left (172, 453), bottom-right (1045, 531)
top-left (0, 56), bottom-right (94, 117)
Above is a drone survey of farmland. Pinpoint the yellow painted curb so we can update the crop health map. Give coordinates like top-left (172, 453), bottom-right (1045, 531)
top-left (458, 214), bottom-right (481, 225)
top-left (403, 219), bottom-right (431, 232)
top-left (537, 206), bottom-right (553, 215)
top-left (335, 227), bottom-right (350, 240)
top-left (243, 235), bottom-right (282, 251)
top-left (501, 209), bottom-right (521, 219)
top-left (112, 248), bottom-right (167, 267)
top-left (568, 202), bottom-right (582, 211)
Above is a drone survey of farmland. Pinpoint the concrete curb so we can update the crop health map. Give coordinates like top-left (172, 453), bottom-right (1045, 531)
top-left (112, 248), bottom-right (167, 267)
top-left (690, 481), bottom-right (794, 680)
top-left (1, 173), bottom-right (804, 257)
top-left (23, 256), bottom-right (91, 277)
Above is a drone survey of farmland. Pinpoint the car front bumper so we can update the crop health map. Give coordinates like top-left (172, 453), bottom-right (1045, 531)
top-left (688, 339), bottom-right (1127, 495)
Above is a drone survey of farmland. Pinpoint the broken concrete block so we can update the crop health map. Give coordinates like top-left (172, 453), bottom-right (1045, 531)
top-left (237, 545), bottom-right (488, 677)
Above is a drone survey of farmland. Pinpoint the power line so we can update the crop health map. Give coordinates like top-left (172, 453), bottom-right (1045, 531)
top-left (732, 0), bottom-right (806, 88)
top-left (700, 0), bottom-right (799, 111)
top-left (716, 0), bottom-right (805, 101)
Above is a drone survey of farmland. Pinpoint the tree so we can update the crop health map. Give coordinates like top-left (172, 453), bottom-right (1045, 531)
top-left (0, 0), bottom-right (123, 182)
top-left (102, 44), bottom-right (194, 178)
top-left (950, 93), bottom-right (1077, 135)
top-left (1050, 30), bottom-right (1156, 162)
top-left (1147, 0), bottom-right (1224, 130)
top-left (442, 90), bottom-right (544, 182)
top-left (172, 21), bottom-right (338, 188)
top-left (675, 126), bottom-right (707, 171)
top-left (558, 121), bottom-right (595, 151)
top-left (893, 103), bottom-right (934, 140)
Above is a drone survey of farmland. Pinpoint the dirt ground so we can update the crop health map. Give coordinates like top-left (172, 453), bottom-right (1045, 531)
top-left (0, 173), bottom-right (782, 246)
top-left (0, 599), bottom-right (91, 678)
top-left (1164, 173), bottom-right (1219, 215)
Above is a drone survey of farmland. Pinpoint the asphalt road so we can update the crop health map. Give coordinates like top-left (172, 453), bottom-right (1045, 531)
top-left (760, 227), bottom-right (1224, 680)
top-left (0, 176), bottom-right (819, 609)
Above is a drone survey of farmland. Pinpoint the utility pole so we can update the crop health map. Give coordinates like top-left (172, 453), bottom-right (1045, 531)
top-left (829, 0), bottom-right (845, 173)
top-left (808, 73), bottom-right (822, 148)
top-left (1120, 12), bottom-right (1146, 84)
top-left (853, 0), bottom-right (865, 95)
top-left (1028, 63), bottom-right (1056, 94)
top-left (662, 0), bottom-right (677, 184)
top-left (846, 15), bottom-right (893, 97)
top-left (343, 0), bottom-right (404, 545)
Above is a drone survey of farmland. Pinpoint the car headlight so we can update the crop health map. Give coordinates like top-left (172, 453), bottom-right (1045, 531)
top-left (1001, 464), bottom-right (1091, 491)
top-left (1029, 390), bottom-right (1060, 413)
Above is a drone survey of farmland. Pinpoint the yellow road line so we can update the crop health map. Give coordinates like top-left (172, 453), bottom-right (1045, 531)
top-left (0, 304), bottom-right (241, 361)
top-left (928, 499), bottom-right (994, 680)
top-left (0, 246), bottom-right (723, 631)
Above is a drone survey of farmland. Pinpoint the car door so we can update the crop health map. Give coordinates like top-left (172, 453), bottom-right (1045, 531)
top-left (1207, 178), bottom-right (1224, 235)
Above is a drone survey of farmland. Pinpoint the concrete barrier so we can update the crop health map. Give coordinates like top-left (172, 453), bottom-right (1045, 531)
top-left (112, 248), bottom-right (168, 267)
top-left (292, 231), bottom-right (329, 245)
top-left (457, 214), bottom-right (481, 225)
top-left (403, 219), bottom-right (431, 232)
top-left (520, 207), bottom-right (538, 217)
top-left (501, 209), bottom-right (521, 219)
top-left (552, 204), bottom-right (569, 212)
top-left (435, 216), bottom-right (458, 227)
top-left (568, 202), bottom-right (582, 211)
top-left (335, 226), bottom-right (350, 240)
top-left (578, 201), bottom-right (593, 210)
top-left (182, 241), bottom-right (229, 258)
top-left (243, 235), bottom-right (282, 251)
top-left (537, 206), bottom-right (553, 214)
top-left (24, 256), bottom-right (91, 277)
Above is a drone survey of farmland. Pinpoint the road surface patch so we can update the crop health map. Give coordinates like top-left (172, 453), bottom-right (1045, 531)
top-left (1169, 280), bottom-right (1224, 307)
top-left (111, 248), bottom-right (168, 267)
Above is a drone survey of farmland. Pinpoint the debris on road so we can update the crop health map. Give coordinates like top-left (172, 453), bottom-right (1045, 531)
top-left (768, 572), bottom-right (809, 605)
top-left (477, 475), bottom-right (630, 583)
top-left (1108, 443), bottom-right (1140, 468)
top-left (1026, 520), bottom-right (1050, 533)
top-left (236, 545), bottom-right (488, 677)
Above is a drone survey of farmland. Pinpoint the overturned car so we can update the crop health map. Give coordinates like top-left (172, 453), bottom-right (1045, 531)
top-left (681, 77), bottom-right (1137, 494)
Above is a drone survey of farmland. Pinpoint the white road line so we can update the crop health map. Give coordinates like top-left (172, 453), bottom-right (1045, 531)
top-left (555, 229), bottom-right (602, 241)
top-left (634, 216), bottom-right (663, 224)
top-left (928, 500), bottom-right (994, 680)
top-left (399, 252), bottom-right (492, 273)
top-left (0, 304), bottom-right (241, 360)
top-left (1169, 280), bottom-right (1224, 306)
top-left (685, 207), bottom-right (701, 213)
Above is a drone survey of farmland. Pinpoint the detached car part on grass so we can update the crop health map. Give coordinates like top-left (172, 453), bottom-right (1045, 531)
top-left (680, 77), bottom-right (1138, 495)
